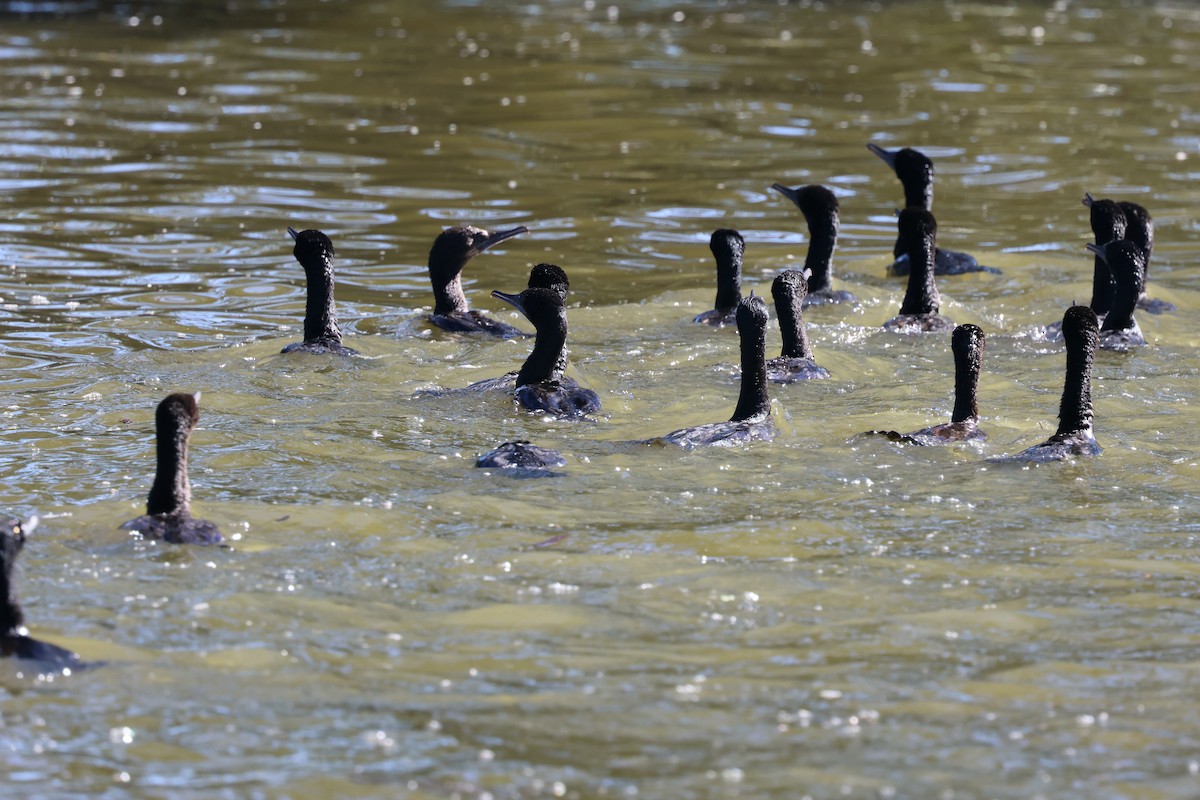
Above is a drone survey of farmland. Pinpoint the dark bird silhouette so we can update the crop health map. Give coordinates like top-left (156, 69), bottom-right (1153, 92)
top-left (428, 225), bottom-right (530, 336)
top-left (770, 183), bottom-right (858, 304)
top-left (883, 209), bottom-right (956, 333)
top-left (1007, 306), bottom-right (1102, 462)
top-left (1088, 240), bottom-right (1147, 351)
top-left (694, 229), bottom-right (744, 325)
top-left (1035, 194), bottom-right (1126, 342)
top-left (283, 227), bottom-right (358, 355)
top-left (654, 295), bottom-right (776, 448)
top-left (528, 262), bottom-right (570, 301)
top-left (490, 287), bottom-right (601, 417)
top-left (1116, 199), bottom-right (1174, 314)
top-left (0, 516), bottom-right (85, 673)
top-left (866, 142), bottom-right (996, 275)
top-left (476, 441), bottom-right (567, 473)
top-left (121, 393), bottom-right (224, 545)
top-left (767, 269), bottom-right (829, 383)
top-left (863, 324), bottom-right (986, 445)
top-left (528, 263), bottom-right (572, 375)
top-left (1081, 193), bottom-right (1128, 319)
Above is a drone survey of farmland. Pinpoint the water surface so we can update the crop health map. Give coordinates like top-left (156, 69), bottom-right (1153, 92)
top-left (1, 1), bottom-right (1200, 798)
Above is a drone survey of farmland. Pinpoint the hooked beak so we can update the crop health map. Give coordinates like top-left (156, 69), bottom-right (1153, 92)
top-left (490, 289), bottom-right (527, 317)
top-left (866, 142), bottom-right (897, 168)
top-left (287, 227), bottom-right (299, 241)
top-left (1081, 192), bottom-right (1095, 208)
top-left (1085, 242), bottom-right (1107, 262)
top-left (770, 183), bottom-right (800, 205)
top-left (470, 226), bottom-right (529, 257)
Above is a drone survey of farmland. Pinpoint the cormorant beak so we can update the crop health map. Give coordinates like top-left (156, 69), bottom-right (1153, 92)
top-left (491, 289), bottom-right (527, 316)
top-left (287, 227), bottom-right (299, 241)
top-left (1085, 242), bottom-right (1107, 263)
top-left (867, 142), bottom-right (897, 169)
top-left (770, 183), bottom-right (799, 204)
top-left (470, 226), bottom-right (530, 257)
top-left (1082, 193), bottom-right (1095, 208)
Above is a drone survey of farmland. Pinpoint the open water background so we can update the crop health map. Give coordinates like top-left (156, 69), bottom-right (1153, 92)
top-left (1, 1), bottom-right (1200, 797)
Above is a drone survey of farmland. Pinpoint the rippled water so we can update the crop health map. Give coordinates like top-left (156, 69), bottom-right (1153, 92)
top-left (2, 1), bottom-right (1200, 797)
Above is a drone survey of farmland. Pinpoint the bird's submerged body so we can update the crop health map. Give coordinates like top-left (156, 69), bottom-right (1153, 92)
top-left (476, 441), bottom-right (567, 470)
top-left (120, 512), bottom-right (224, 545)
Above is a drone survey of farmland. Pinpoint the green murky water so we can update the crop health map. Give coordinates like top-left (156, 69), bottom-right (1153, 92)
top-left (2, 1), bottom-right (1200, 797)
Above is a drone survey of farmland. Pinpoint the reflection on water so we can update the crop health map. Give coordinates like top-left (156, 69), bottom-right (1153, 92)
top-left (1, 0), bottom-right (1200, 797)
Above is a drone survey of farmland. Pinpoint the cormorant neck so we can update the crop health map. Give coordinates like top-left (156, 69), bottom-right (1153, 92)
top-left (1056, 322), bottom-right (1097, 438)
top-left (951, 333), bottom-right (981, 424)
top-left (731, 311), bottom-right (770, 422)
top-left (713, 255), bottom-right (742, 314)
top-left (0, 569), bottom-right (22, 634)
top-left (803, 215), bottom-right (838, 294)
top-left (432, 268), bottom-right (469, 316)
top-left (1100, 256), bottom-right (1144, 333)
top-left (1088, 256), bottom-right (1115, 316)
top-left (147, 418), bottom-right (191, 517)
top-left (773, 282), bottom-right (811, 360)
top-left (710, 241), bottom-right (739, 311)
top-left (516, 311), bottom-right (568, 387)
top-left (899, 232), bottom-right (939, 316)
top-left (301, 255), bottom-right (342, 343)
top-left (904, 179), bottom-right (932, 211)
top-left (1118, 201), bottom-right (1154, 267)
top-left (1086, 197), bottom-right (1125, 316)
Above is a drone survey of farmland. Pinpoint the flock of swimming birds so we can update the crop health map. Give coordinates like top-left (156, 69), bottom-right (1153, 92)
top-left (0, 142), bottom-right (1174, 673)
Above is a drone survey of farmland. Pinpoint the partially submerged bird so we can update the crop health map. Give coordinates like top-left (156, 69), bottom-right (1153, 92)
top-left (475, 441), bottom-right (567, 474)
top-left (883, 209), bottom-right (956, 333)
top-left (654, 295), bottom-right (776, 448)
top-left (767, 269), bottom-right (829, 383)
top-left (1005, 306), bottom-right (1102, 463)
top-left (770, 183), bottom-right (858, 304)
top-left (693, 229), bottom-right (744, 325)
top-left (528, 262), bottom-right (570, 301)
top-left (490, 287), bottom-right (600, 417)
top-left (1082, 193), bottom-right (1127, 319)
top-left (428, 225), bottom-right (530, 337)
top-left (0, 516), bottom-right (85, 673)
top-left (1035, 194), bottom-right (1127, 342)
top-left (1115, 199), bottom-right (1174, 314)
top-left (283, 227), bottom-right (358, 355)
top-left (527, 263), bottom-right (572, 376)
top-left (1089, 240), bottom-right (1147, 351)
top-left (863, 324), bottom-right (986, 445)
top-left (866, 142), bottom-right (996, 276)
top-left (121, 393), bottom-right (224, 545)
